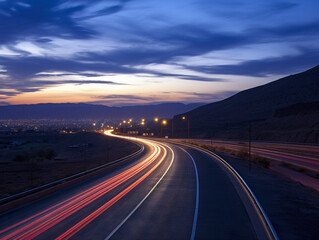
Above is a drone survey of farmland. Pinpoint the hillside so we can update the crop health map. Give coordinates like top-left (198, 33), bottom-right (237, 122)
top-left (175, 65), bottom-right (319, 143)
top-left (0, 102), bottom-right (203, 120)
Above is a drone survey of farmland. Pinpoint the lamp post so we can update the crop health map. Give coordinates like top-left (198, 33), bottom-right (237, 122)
top-left (171, 118), bottom-right (176, 138)
top-left (182, 116), bottom-right (190, 139)
top-left (248, 122), bottom-right (252, 171)
top-left (161, 120), bottom-right (167, 138)
top-left (141, 118), bottom-right (147, 135)
top-left (154, 117), bottom-right (159, 137)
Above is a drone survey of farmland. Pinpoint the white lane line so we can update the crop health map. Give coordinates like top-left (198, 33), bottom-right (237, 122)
top-left (179, 147), bottom-right (199, 240)
top-left (104, 142), bottom-right (175, 240)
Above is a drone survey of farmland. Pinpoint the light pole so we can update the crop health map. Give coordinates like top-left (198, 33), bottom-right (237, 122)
top-left (161, 120), bottom-right (167, 138)
top-left (171, 118), bottom-right (175, 138)
top-left (154, 117), bottom-right (159, 137)
top-left (141, 118), bottom-right (147, 135)
top-left (182, 116), bottom-right (190, 139)
top-left (248, 122), bottom-right (252, 171)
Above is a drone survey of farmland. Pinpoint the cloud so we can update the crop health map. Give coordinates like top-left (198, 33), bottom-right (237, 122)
top-left (166, 91), bottom-right (238, 102)
top-left (148, 72), bottom-right (225, 82)
top-left (0, 78), bottom-right (125, 94)
top-left (35, 72), bottom-right (110, 77)
top-left (0, 90), bottom-right (18, 97)
top-left (0, 0), bottom-right (318, 104)
top-left (82, 26), bottom-right (253, 66)
top-left (189, 48), bottom-right (319, 77)
top-left (0, 101), bottom-right (10, 106)
top-left (255, 21), bottom-right (319, 39)
top-left (0, 0), bottom-right (95, 45)
top-left (99, 94), bottom-right (151, 101)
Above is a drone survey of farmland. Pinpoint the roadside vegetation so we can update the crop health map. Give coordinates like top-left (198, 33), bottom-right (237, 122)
top-left (182, 140), bottom-right (270, 168)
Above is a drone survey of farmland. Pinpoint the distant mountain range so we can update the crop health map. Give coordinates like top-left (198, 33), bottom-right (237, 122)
top-left (0, 102), bottom-right (203, 120)
top-left (175, 65), bottom-right (319, 143)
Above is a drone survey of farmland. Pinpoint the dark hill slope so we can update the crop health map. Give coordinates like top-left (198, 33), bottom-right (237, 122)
top-left (175, 65), bottom-right (319, 142)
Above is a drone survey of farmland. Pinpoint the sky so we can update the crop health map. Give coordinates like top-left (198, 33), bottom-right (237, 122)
top-left (0, 0), bottom-right (319, 106)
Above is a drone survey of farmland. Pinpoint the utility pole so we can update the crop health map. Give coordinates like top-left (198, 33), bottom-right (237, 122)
top-left (187, 118), bottom-right (190, 139)
top-left (210, 127), bottom-right (213, 149)
top-left (248, 122), bottom-right (252, 171)
top-left (171, 119), bottom-right (174, 138)
top-left (160, 124), bottom-right (163, 138)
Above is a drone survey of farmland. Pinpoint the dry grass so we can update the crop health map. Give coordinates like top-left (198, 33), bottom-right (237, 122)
top-left (183, 140), bottom-right (270, 169)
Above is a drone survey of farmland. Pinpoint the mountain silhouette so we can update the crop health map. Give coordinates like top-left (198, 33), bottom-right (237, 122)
top-left (0, 102), bottom-right (203, 120)
top-left (175, 65), bottom-right (319, 142)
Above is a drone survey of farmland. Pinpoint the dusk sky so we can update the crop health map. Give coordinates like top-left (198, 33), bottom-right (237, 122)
top-left (0, 0), bottom-right (319, 106)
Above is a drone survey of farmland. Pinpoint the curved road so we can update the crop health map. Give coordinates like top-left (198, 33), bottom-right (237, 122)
top-left (0, 131), bottom-right (277, 240)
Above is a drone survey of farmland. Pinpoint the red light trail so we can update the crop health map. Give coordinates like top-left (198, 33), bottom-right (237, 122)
top-left (0, 131), bottom-right (169, 240)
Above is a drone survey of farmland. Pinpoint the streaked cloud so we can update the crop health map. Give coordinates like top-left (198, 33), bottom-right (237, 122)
top-left (0, 0), bottom-right (318, 105)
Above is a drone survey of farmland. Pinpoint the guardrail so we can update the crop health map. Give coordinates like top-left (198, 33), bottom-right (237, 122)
top-left (0, 141), bottom-right (144, 212)
top-left (170, 140), bottom-right (279, 240)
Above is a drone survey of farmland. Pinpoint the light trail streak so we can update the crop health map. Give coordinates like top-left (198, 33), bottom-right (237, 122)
top-left (191, 139), bottom-right (319, 171)
top-left (0, 131), bottom-right (167, 240)
top-left (55, 143), bottom-right (168, 239)
top-left (103, 142), bottom-right (174, 240)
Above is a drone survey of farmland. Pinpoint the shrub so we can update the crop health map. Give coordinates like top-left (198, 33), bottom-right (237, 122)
top-left (13, 154), bottom-right (29, 162)
top-left (37, 148), bottom-right (56, 160)
top-left (252, 155), bottom-right (270, 168)
top-left (45, 148), bottom-right (56, 160)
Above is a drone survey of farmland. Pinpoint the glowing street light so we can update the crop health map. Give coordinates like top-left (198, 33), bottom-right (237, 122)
top-left (123, 120), bottom-right (126, 123)
top-left (182, 116), bottom-right (190, 138)
top-left (154, 117), bottom-right (159, 122)
top-left (160, 119), bottom-right (167, 138)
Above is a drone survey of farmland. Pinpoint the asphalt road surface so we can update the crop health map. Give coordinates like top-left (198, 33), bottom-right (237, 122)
top-left (0, 131), bottom-right (277, 240)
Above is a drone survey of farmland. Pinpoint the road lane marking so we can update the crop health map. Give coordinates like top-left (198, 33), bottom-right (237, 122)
top-left (104, 142), bottom-right (175, 240)
top-left (56, 143), bottom-right (170, 240)
top-left (1, 139), bottom-right (160, 240)
top-left (179, 147), bottom-right (199, 240)
top-left (175, 141), bottom-right (279, 240)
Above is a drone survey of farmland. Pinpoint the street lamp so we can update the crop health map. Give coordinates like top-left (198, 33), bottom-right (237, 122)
top-left (154, 118), bottom-right (159, 137)
top-left (182, 116), bottom-right (190, 139)
top-left (161, 120), bottom-right (167, 138)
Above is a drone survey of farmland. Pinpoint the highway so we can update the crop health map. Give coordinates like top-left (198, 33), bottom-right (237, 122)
top-left (181, 139), bottom-right (319, 172)
top-left (0, 131), bottom-right (277, 240)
